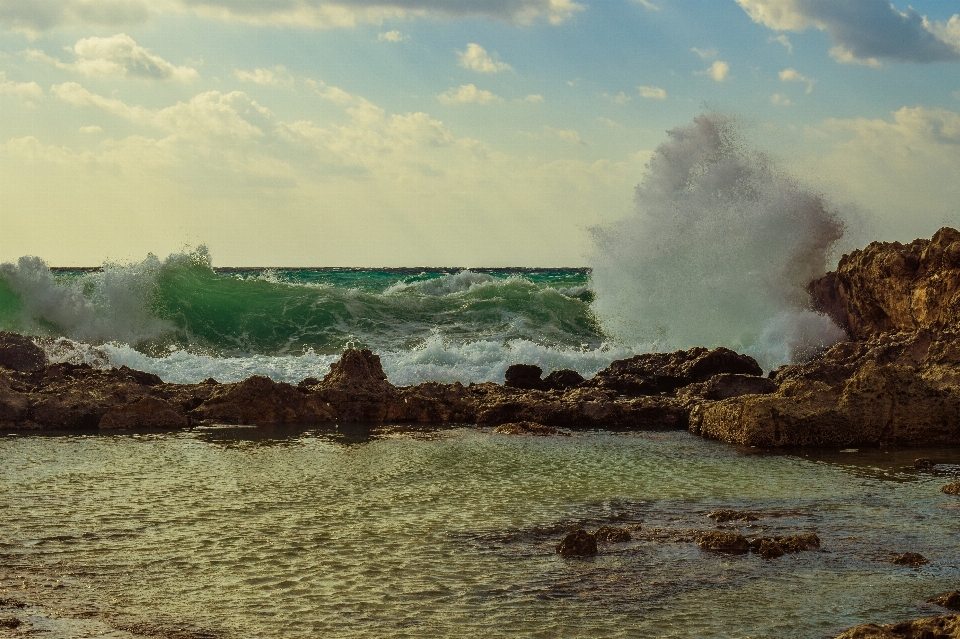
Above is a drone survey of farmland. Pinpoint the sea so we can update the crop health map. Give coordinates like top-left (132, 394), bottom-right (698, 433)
top-left (2, 113), bottom-right (956, 638)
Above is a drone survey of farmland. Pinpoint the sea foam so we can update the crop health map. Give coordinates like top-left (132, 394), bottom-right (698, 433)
top-left (589, 113), bottom-right (847, 370)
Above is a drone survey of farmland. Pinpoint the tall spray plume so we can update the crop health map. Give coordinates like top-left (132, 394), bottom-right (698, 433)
top-left (589, 113), bottom-right (846, 371)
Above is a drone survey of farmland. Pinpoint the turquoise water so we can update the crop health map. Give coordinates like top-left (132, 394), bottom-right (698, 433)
top-left (3, 427), bottom-right (960, 638)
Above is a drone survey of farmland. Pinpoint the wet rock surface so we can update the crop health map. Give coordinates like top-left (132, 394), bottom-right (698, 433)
top-left (592, 525), bottom-right (632, 542)
top-left (0, 616), bottom-right (22, 629)
top-left (941, 482), bottom-right (960, 495)
top-left (892, 552), bottom-right (929, 567)
top-left (707, 509), bottom-right (759, 523)
top-left (696, 531), bottom-right (750, 553)
top-left (492, 421), bottom-right (565, 436)
top-left (556, 529), bottom-right (598, 557)
top-left (0, 332), bottom-right (47, 372)
top-left (928, 591), bottom-right (960, 611)
top-left (834, 614), bottom-right (960, 638)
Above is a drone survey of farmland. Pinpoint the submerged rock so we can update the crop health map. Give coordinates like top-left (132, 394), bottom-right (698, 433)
top-left (556, 529), bottom-right (598, 557)
top-left (696, 531), bottom-right (750, 553)
top-left (928, 591), bottom-right (960, 611)
top-left (941, 483), bottom-right (960, 495)
top-left (892, 552), bottom-right (929, 567)
top-left (834, 614), bottom-right (960, 638)
top-left (493, 421), bottom-right (564, 436)
top-left (706, 510), bottom-right (759, 523)
top-left (915, 458), bottom-right (936, 469)
top-left (0, 617), bottom-right (22, 629)
top-left (593, 525), bottom-right (632, 542)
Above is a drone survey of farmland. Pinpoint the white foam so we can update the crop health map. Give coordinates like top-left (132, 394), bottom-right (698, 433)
top-left (384, 270), bottom-right (500, 296)
top-left (590, 113), bottom-right (847, 371)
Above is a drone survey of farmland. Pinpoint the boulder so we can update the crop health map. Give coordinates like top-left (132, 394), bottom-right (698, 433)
top-left (696, 531), bottom-right (750, 553)
top-left (556, 529), bottom-right (598, 557)
top-left (99, 396), bottom-right (190, 430)
top-left (928, 592), bottom-right (960, 611)
top-left (941, 483), bottom-right (960, 495)
top-left (0, 332), bottom-right (46, 372)
top-left (707, 510), bottom-right (759, 523)
top-left (810, 227), bottom-right (960, 342)
top-left (834, 614), bottom-right (960, 638)
top-left (543, 369), bottom-right (585, 391)
top-left (892, 552), bottom-right (929, 567)
top-left (593, 525), bottom-right (632, 542)
top-left (914, 458), bottom-right (936, 469)
top-left (504, 364), bottom-right (546, 390)
top-left (590, 346), bottom-right (763, 396)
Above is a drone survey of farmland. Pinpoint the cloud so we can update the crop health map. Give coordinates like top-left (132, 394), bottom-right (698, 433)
top-left (602, 91), bottom-right (631, 104)
top-left (235, 66), bottom-right (294, 87)
top-left (638, 85), bottom-right (666, 99)
top-left (378, 29), bottom-right (407, 42)
top-left (769, 34), bottom-right (793, 53)
top-left (597, 116), bottom-right (619, 127)
top-left (0, 71), bottom-right (43, 105)
top-left (521, 93), bottom-right (543, 103)
top-left (51, 81), bottom-right (271, 139)
top-left (545, 126), bottom-right (584, 145)
top-left (24, 34), bottom-right (198, 81)
top-left (634, 0), bottom-right (659, 10)
top-left (771, 93), bottom-right (791, 105)
top-left (696, 60), bottom-right (729, 82)
top-left (79, 125), bottom-right (102, 133)
top-left (437, 84), bottom-right (502, 105)
top-left (735, 0), bottom-right (960, 65)
top-left (779, 67), bottom-right (814, 93)
top-left (691, 47), bottom-right (717, 59)
top-left (457, 43), bottom-right (512, 73)
top-left (0, 0), bottom-right (148, 35)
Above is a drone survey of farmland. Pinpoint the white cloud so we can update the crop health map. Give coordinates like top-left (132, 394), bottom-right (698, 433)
top-left (79, 125), bottom-right (103, 133)
top-left (735, 0), bottom-right (960, 64)
top-left (638, 85), bottom-right (666, 99)
top-left (769, 34), bottom-right (793, 53)
top-left (521, 93), bottom-right (544, 103)
top-left (771, 93), bottom-right (792, 105)
top-left (779, 67), bottom-right (814, 93)
top-left (0, 0), bottom-right (148, 36)
top-left (602, 91), bottom-right (631, 104)
top-left (545, 126), bottom-right (584, 144)
top-left (597, 117), bottom-right (620, 127)
top-left (0, 71), bottom-right (43, 105)
top-left (437, 84), bottom-right (502, 105)
top-left (457, 43), bottom-right (512, 74)
top-left (24, 34), bottom-right (198, 81)
top-left (378, 29), bottom-right (407, 42)
top-left (235, 66), bottom-right (294, 87)
top-left (696, 60), bottom-right (729, 82)
top-left (691, 47), bottom-right (717, 59)
top-left (634, 0), bottom-right (659, 11)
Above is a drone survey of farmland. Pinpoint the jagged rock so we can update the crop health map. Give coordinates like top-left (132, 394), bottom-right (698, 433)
top-left (556, 529), bottom-right (598, 557)
top-left (318, 349), bottom-right (394, 395)
top-left (99, 396), bottom-right (190, 430)
top-left (696, 531), bottom-right (750, 553)
top-left (834, 614), bottom-right (960, 638)
top-left (590, 346), bottom-right (763, 396)
top-left (915, 458), bottom-right (936, 469)
top-left (493, 421), bottom-right (563, 435)
top-left (929, 592), bottom-right (960, 611)
top-left (191, 375), bottom-right (334, 424)
top-left (707, 510), bottom-right (759, 523)
top-left (504, 364), bottom-right (546, 390)
top-left (941, 483), bottom-right (960, 495)
top-left (892, 552), bottom-right (929, 567)
top-left (593, 525), bottom-right (632, 542)
top-left (755, 539), bottom-right (785, 559)
top-left (680, 373), bottom-right (777, 400)
top-left (543, 369), bottom-right (585, 390)
top-left (810, 227), bottom-right (960, 342)
top-left (0, 332), bottom-right (46, 372)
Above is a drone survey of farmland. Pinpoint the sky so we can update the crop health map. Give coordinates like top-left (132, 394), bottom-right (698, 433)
top-left (1, 0), bottom-right (959, 266)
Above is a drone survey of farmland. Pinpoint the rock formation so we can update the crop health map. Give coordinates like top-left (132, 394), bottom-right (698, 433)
top-left (834, 614), bottom-right (960, 638)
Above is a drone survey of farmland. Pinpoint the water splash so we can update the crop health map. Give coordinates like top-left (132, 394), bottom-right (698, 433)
top-left (589, 113), bottom-right (847, 370)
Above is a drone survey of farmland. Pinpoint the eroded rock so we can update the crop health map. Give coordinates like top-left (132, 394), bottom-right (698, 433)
top-left (556, 529), bottom-right (598, 557)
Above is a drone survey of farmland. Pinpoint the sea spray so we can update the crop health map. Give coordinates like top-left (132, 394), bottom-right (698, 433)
top-left (589, 113), bottom-right (847, 370)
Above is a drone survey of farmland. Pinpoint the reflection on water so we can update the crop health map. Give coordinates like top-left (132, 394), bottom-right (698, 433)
top-left (3, 427), bottom-right (960, 638)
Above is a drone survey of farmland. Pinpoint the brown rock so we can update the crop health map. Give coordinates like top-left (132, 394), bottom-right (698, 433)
top-left (755, 539), bottom-right (785, 559)
top-left (191, 376), bottom-right (310, 424)
top-left (504, 364), bottom-right (547, 390)
top-left (915, 458), bottom-right (936, 469)
top-left (318, 349), bottom-right (394, 395)
top-left (99, 396), bottom-right (190, 430)
top-left (810, 227), bottom-right (960, 342)
top-left (543, 369), bottom-right (586, 390)
top-left (556, 529), bottom-right (598, 557)
top-left (928, 591), bottom-right (960, 611)
top-left (696, 531), bottom-right (750, 553)
top-left (892, 552), bottom-right (929, 567)
top-left (776, 533), bottom-right (820, 553)
top-left (0, 332), bottom-right (46, 372)
top-left (493, 421), bottom-right (562, 436)
top-left (941, 483), bottom-right (960, 495)
top-left (834, 614), bottom-right (960, 638)
top-left (707, 509), bottom-right (759, 523)
top-left (593, 525), bottom-right (632, 542)
top-left (0, 617), bottom-right (21, 629)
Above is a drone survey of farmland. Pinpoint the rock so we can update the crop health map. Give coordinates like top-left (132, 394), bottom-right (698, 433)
top-left (748, 534), bottom-right (819, 559)
top-left (707, 509), bottom-right (759, 523)
top-left (504, 364), bottom-right (546, 390)
top-left (755, 539), bottom-right (785, 559)
top-left (593, 525), bottom-right (632, 542)
top-left (696, 531), bottom-right (750, 553)
top-left (556, 529), bottom-right (598, 557)
top-left (928, 591), bottom-right (960, 611)
top-left (0, 598), bottom-right (25, 608)
top-left (0, 617), bottom-right (21, 629)
top-left (318, 349), bottom-right (394, 395)
top-left (680, 374), bottom-right (778, 400)
top-left (941, 483), bottom-right (960, 495)
top-left (493, 421), bottom-right (563, 436)
top-left (0, 332), bottom-right (46, 372)
top-left (543, 369), bottom-right (586, 391)
top-left (834, 614), bottom-right (960, 638)
top-left (99, 396), bottom-right (190, 430)
top-left (810, 227), bottom-right (960, 342)
top-left (915, 458), bottom-right (936, 469)
top-left (192, 375), bottom-right (328, 424)
top-left (892, 552), bottom-right (929, 567)
top-left (590, 346), bottom-right (763, 397)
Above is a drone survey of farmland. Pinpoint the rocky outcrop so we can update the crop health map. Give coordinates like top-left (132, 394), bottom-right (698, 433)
top-left (834, 614), bottom-right (960, 638)
top-left (0, 332), bottom-right (46, 372)
top-left (692, 331), bottom-right (960, 447)
top-left (810, 227), bottom-right (960, 342)
top-left (504, 364), bottom-right (585, 391)
top-left (556, 529), bottom-right (598, 557)
top-left (928, 592), bottom-right (960, 611)
top-left (892, 552), bottom-right (928, 567)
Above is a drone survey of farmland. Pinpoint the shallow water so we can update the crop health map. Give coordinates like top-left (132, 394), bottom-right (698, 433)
top-left (3, 428), bottom-right (960, 638)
